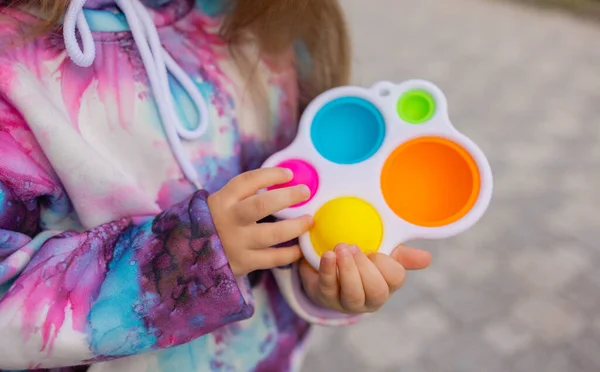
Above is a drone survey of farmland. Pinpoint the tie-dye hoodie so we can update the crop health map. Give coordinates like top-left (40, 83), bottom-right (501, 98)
top-left (0, 1), bottom-right (360, 371)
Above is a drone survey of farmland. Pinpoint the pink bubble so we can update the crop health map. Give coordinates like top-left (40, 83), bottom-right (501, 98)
top-left (269, 159), bottom-right (319, 207)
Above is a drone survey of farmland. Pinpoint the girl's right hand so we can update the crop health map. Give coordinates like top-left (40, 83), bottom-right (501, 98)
top-left (208, 168), bottom-right (313, 277)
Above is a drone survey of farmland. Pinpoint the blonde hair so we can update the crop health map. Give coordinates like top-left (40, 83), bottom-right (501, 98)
top-left (4, 0), bottom-right (351, 110)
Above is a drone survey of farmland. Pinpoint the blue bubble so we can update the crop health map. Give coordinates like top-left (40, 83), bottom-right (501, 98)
top-left (310, 97), bottom-right (385, 164)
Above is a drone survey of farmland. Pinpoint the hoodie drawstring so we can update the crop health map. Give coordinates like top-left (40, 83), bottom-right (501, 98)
top-left (64, 0), bottom-right (208, 189)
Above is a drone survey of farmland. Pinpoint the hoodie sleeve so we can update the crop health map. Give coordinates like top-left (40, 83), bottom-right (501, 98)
top-left (0, 126), bottom-right (254, 369)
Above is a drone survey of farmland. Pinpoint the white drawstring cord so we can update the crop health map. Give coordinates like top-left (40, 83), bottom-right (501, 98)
top-left (63, 0), bottom-right (96, 67)
top-left (129, 0), bottom-right (210, 141)
top-left (63, 0), bottom-right (209, 189)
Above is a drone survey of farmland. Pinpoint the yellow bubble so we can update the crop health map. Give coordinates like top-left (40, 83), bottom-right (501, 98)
top-left (310, 197), bottom-right (383, 256)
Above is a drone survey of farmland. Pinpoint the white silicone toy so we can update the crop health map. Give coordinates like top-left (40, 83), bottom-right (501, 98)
top-left (261, 80), bottom-right (493, 270)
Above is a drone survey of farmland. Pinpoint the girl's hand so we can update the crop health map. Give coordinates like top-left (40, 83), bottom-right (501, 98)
top-left (299, 244), bottom-right (432, 314)
top-left (208, 168), bottom-right (313, 277)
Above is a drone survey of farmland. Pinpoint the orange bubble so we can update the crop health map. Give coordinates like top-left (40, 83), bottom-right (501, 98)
top-left (381, 137), bottom-right (481, 227)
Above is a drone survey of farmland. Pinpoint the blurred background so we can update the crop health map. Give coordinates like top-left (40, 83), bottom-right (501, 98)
top-left (301, 0), bottom-right (600, 371)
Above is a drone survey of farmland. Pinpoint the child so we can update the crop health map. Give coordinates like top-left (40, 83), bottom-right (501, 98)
top-left (0, 0), bottom-right (431, 371)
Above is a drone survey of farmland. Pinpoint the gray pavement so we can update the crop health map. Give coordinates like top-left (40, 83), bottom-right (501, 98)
top-left (302, 0), bottom-right (600, 371)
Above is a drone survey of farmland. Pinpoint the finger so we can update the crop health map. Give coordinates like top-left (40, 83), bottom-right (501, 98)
top-left (370, 252), bottom-right (406, 293)
top-left (336, 244), bottom-right (365, 312)
top-left (247, 215), bottom-right (313, 248)
top-left (235, 185), bottom-right (310, 223)
top-left (250, 245), bottom-right (303, 271)
top-left (351, 247), bottom-right (389, 310)
top-left (390, 245), bottom-right (432, 270)
top-left (317, 251), bottom-right (340, 306)
top-left (223, 168), bottom-right (293, 201)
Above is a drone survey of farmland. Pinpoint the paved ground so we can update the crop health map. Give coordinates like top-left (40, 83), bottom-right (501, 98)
top-left (302, 0), bottom-right (600, 371)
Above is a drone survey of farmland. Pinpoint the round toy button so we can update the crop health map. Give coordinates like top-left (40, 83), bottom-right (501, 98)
top-left (269, 159), bottom-right (319, 207)
top-left (311, 96), bottom-right (386, 165)
top-left (381, 137), bottom-right (481, 227)
top-left (397, 89), bottom-right (436, 124)
top-left (310, 197), bottom-right (383, 256)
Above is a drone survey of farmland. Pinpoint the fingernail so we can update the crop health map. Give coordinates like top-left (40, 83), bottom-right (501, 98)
top-left (348, 245), bottom-right (360, 254)
top-left (334, 243), bottom-right (347, 252)
top-left (322, 251), bottom-right (335, 263)
top-left (336, 245), bottom-right (350, 257)
top-left (305, 215), bottom-right (315, 227)
top-left (284, 168), bottom-right (294, 179)
top-left (299, 184), bottom-right (311, 199)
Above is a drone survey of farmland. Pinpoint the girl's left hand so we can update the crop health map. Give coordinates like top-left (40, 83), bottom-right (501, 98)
top-left (299, 244), bottom-right (432, 314)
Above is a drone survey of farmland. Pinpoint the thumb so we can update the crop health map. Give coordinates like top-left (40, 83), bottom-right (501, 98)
top-left (390, 245), bottom-right (432, 270)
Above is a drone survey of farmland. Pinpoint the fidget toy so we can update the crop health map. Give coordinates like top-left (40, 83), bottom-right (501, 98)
top-left (262, 80), bottom-right (493, 269)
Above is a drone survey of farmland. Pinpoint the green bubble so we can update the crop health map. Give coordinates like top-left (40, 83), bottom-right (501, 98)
top-left (397, 89), bottom-right (436, 124)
